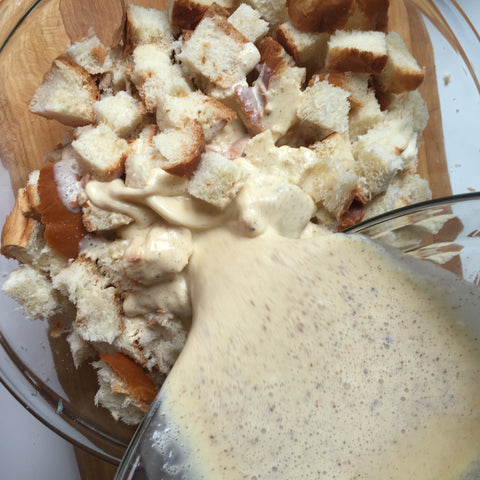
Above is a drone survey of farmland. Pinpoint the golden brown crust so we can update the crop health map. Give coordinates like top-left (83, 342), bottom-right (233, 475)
top-left (162, 120), bottom-right (205, 177)
top-left (326, 47), bottom-right (388, 74)
top-left (57, 55), bottom-right (101, 103)
top-left (100, 352), bottom-right (158, 408)
top-left (287, 0), bottom-right (354, 33)
top-left (37, 161), bottom-right (87, 259)
top-left (0, 189), bottom-right (37, 260)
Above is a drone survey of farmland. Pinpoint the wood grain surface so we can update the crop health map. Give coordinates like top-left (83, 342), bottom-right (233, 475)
top-left (0, 0), bottom-right (449, 479)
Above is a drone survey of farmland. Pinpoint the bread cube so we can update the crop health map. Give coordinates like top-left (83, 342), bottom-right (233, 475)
top-left (177, 15), bottom-right (260, 99)
top-left (375, 32), bottom-right (424, 93)
top-left (72, 123), bottom-right (129, 181)
top-left (125, 4), bottom-right (178, 54)
top-left (228, 4), bottom-right (269, 43)
top-left (29, 56), bottom-right (99, 127)
top-left (153, 121), bottom-right (205, 177)
top-left (94, 91), bottom-right (146, 138)
top-left (326, 30), bottom-right (388, 74)
top-left (131, 43), bottom-right (191, 111)
top-left (297, 80), bottom-right (351, 142)
top-left (188, 151), bottom-right (246, 208)
top-left (276, 21), bottom-right (329, 70)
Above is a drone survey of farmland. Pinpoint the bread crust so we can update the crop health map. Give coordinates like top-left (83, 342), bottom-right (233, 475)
top-left (287, 0), bottom-right (354, 33)
top-left (1, 189), bottom-right (37, 260)
top-left (326, 47), bottom-right (388, 74)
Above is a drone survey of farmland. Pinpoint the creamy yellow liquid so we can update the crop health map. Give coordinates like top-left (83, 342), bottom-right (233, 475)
top-left (149, 228), bottom-right (480, 480)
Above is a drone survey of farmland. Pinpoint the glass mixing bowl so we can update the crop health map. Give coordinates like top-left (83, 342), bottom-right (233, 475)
top-left (114, 192), bottom-right (480, 480)
top-left (0, 0), bottom-right (479, 466)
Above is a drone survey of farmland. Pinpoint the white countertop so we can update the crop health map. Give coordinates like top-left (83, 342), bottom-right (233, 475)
top-left (1, 1), bottom-right (479, 479)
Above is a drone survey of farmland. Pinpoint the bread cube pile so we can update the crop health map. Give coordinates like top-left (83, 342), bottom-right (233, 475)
top-left (1, 0), bottom-right (431, 424)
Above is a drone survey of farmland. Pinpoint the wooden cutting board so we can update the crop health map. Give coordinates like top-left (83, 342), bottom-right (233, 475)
top-left (0, 0), bottom-right (450, 479)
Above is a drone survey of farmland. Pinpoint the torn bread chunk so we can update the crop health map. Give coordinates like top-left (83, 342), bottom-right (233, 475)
top-left (363, 171), bottom-right (432, 220)
top-left (66, 30), bottom-right (110, 75)
top-left (304, 133), bottom-right (359, 218)
top-left (375, 32), bottom-right (424, 93)
top-left (276, 21), bottom-right (330, 71)
top-left (110, 314), bottom-right (188, 374)
top-left (2, 265), bottom-right (68, 320)
top-left (82, 200), bottom-right (133, 232)
top-left (177, 14), bottom-right (260, 100)
top-left (153, 120), bottom-right (205, 177)
top-left (121, 223), bottom-right (193, 285)
top-left (131, 43), bottom-right (192, 111)
top-left (188, 151), bottom-right (246, 208)
top-left (326, 30), bottom-right (388, 74)
top-left (156, 91), bottom-right (236, 142)
top-left (94, 91), bottom-right (146, 138)
top-left (353, 119), bottom-right (414, 198)
top-left (72, 123), bottom-right (129, 181)
top-left (227, 3), bottom-right (269, 43)
top-left (125, 4), bottom-right (178, 54)
top-left (93, 355), bottom-right (156, 424)
top-left (296, 80), bottom-right (351, 143)
top-left (29, 56), bottom-right (100, 126)
top-left (52, 258), bottom-right (124, 344)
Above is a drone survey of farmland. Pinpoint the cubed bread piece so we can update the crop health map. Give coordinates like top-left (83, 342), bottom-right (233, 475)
top-left (188, 151), bottom-right (246, 208)
top-left (111, 315), bottom-right (188, 374)
top-left (385, 89), bottom-right (429, 136)
top-left (156, 91), bottom-right (236, 142)
top-left (276, 21), bottom-right (330, 70)
top-left (353, 119), bottom-right (413, 198)
top-left (122, 274), bottom-right (192, 319)
top-left (305, 133), bottom-right (358, 218)
top-left (66, 30), bottom-right (110, 75)
top-left (228, 4), bottom-right (269, 43)
top-left (177, 15), bottom-right (260, 99)
top-left (131, 43), bottom-right (192, 111)
top-left (29, 56), bottom-right (100, 127)
top-left (153, 121), bottom-right (205, 177)
top-left (326, 30), bottom-right (388, 74)
top-left (94, 91), bottom-right (146, 138)
top-left (297, 80), bottom-right (351, 142)
top-left (348, 89), bottom-right (384, 139)
top-left (168, 0), bottom-right (240, 28)
top-left (93, 357), bottom-right (153, 424)
top-left (363, 171), bottom-right (432, 220)
top-left (2, 265), bottom-right (67, 320)
top-left (52, 258), bottom-right (124, 343)
top-left (122, 223), bottom-right (193, 284)
top-left (375, 32), bottom-right (424, 93)
top-left (243, 0), bottom-right (288, 27)
top-left (82, 200), bottom-right (133, 232)
top-left (72, 123), bottom-right (129, 181)
top-left (125, 4), bottom-right (178, 54)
